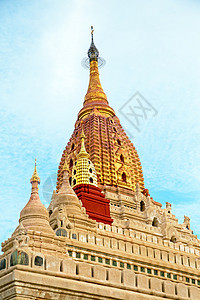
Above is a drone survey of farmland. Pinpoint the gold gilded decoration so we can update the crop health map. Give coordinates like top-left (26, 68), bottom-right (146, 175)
top-left (56, 33), bottom-right (145, 192)
top-left (30, 159), bottom-right (40, 184)
top-left (77, 128), bottom-right (90, 159)
top-left (71, 129), bottom-right (97, 188)
top-left (84, 60), bottom-right (108, 107)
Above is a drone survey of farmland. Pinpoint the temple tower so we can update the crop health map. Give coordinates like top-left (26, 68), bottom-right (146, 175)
top-left (1, 27), bottom-right (200, 300)
top-left (56, 27), bottom-right (144, 198)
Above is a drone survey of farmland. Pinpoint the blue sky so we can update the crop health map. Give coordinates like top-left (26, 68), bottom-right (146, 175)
top-left (0, 0), bottom-right (200, 245)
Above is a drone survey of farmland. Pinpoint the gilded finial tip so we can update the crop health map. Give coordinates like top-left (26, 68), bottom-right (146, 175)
top-left (80, 127), bottom-right (86, 139)
top-left (77, 128), bottom-right (89, 159)
top-left (30, 158), bottom-right (40, 184)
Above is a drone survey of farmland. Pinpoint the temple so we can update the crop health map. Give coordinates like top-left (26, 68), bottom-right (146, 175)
top-left (0, 27), bottom-right (200, 300)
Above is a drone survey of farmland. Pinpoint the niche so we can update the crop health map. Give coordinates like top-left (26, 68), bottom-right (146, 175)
top-left (140, 201), bottom-right (145, 212)
top-left (170, 236), bottom-right (177, 243)
top-left (10, 250), bottom-right (29, 267)
top-left (34, 256), bottom-right (43, 267)
top-left (69, 159), bottom-right (73, 168)
top-left (152, 217), bottom-right (159, 227)
top-left (120, 154), bottom-right (124, 163)
top-left (122, 172), bottom-right (127, 183)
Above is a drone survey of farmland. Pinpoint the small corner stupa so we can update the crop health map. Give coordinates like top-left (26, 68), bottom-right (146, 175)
top-left (1, 160), bottom-right (66, 274)
top-left (15, 159), bottom-right (54, 235)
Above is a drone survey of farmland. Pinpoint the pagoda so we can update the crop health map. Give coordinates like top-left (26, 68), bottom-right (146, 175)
top-left (0, 27), bottom-right (200, 300)
top-left (56, 27), bottom-right (144, 195)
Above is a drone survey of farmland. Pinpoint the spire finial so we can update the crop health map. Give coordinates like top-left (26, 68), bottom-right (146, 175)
top-left (81, 26), bottom-right (106, 70)
top-left (30, 158), bottom-right (40, 184)
top-left (88, 26), bottom-right (99, 62)
top-left (77, 128), bottom-right (89, 159)
top-left (91, 25), bottom-right (94, 42)
top-left (80, 127), bottom-right (86, 139)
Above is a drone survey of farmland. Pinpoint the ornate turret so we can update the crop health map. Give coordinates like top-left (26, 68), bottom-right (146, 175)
top-left (71, 129), bottom-right (97, 187)
top-left (17, 160), bottom-right (54, 235)
top-left (57, 27), bottom-right (145, 200)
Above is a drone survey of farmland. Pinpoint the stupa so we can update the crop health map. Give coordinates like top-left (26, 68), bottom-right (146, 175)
top-left (0, 27), bottom-right (200, 300)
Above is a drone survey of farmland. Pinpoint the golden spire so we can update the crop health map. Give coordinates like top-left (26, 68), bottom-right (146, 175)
top-left (30, 159), bottom-right (40, 184)
top-left (83, 26), bottom-right (108, 108)
top-left (77, 128), bottom-right (90, 159)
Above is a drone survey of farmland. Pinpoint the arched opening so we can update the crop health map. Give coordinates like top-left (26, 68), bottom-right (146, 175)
top-left (73, 179), bottom-right (76, 185)
top-left (0, 259), bottom-right (6, 270)
top-left (140, 201), bottom-right (145, 212)
top-left (89, 177), bottom-right (93, 183)
top-left (49, 210), bottom-right (52, 217)
top-left (72, 233), bottom-right (77, 239)
top-left (186, 225), bottom-right (189, 230)
top-left (73, 169), bottom-right (76, 175)
top-left (56, 229), bottom-right (67, 237)
top-left (117, 139), bottom-right (121, 146)
top-left (120, 154), bottom-right (124, 163)
top-left (113, 127), bottom-right (117, 132)
top-left (170, 236), bottom-right (177, 243)
top-left (152, 217), bottom-right (159, 227)
top-left (34, 256), bottom-right (43, 266)
top-left (122, 172), bottom-right (126, 183)
top-left (69, 177), bottom-right (72, 185)
top-left (71, 143), bottom-right (75, 150)
top-left (89, 168), bottom-right (92, 173)
top-left (69, 159), bottom-right (73, 168)
top-left (10, 250), bottom-right (29, 266)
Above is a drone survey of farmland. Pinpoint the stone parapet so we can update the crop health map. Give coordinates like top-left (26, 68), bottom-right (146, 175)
top-left (1, 260), bottom-right (199, 299)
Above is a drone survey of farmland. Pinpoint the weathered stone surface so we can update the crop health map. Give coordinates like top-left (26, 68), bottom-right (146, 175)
top-left (108, 268), bottom-right (121, 285)
top-left (45, 256), bottom-right (60, 272)
top-left (150, 277), bottom-right (163, 293)
top-left (93, 265), bottom-right (106, 281)
top-left (137, 274), bottom-right (149, 290)
top-left (63, 259), bottom-right (76, 275)
top-left (164, 281), bottom-right (175, 295)
top-left (189, 286), bottom-right (200, 299)
top-left (176, 283), bottom-right (188, 298)
top-left (78, 262), bottom-right (91, 277)
top-left (122, 269), bottom-right (135, 287)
